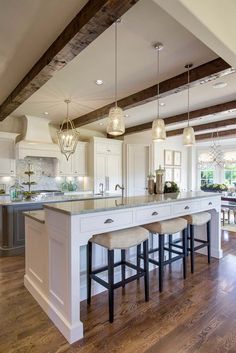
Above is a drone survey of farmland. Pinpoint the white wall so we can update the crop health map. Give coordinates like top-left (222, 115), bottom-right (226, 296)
top-left (124, 130), bottom-right (189, 191)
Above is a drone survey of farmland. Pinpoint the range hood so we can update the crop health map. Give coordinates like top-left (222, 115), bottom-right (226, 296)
top-left (15, 115), bottom-right (60, 159)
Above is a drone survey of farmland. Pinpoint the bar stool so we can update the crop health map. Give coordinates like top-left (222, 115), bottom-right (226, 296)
top-left (221, 207), bottom-right (230, 225)
top-left (183, 212), bottom-right (211, 273)
top-left (87, 226), bottom-right (149, 323)
top-left (142, 218), bottom-right (188, 292)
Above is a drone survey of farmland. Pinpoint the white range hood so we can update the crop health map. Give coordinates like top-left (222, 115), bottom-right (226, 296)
top-left (15, 115), bottom-right (60, 159)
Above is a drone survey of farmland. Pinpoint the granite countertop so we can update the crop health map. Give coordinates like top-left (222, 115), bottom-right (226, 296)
top-left (44, 191), bottom-right (221, 215)
top-left (24, 210), bottom-right (45, 224)
top-left (0, 193), bottom-right (120, 206)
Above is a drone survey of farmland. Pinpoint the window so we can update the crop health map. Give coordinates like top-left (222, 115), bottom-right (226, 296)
top-left (224, 165), bottom-right (236, 186)
top-left (200, 170), bottom-right (214, 186)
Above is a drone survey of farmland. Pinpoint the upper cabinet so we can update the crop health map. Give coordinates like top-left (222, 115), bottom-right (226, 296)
top-left (0, 133), bottom-right (18, 177)
top-left (89, 137), bottom-right (123, 194)
top-left (57, 141), bottom-right (88, 176)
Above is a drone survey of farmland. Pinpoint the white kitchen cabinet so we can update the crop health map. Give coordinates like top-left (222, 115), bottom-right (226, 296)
top-left (0, 133), bottom-right (18, 176)
top-left (89, 137), bottom-right (123, 193)
top-left (57, 142), bottom-right (88, 176)
top-left (0, 158), bottom-right (16, 176)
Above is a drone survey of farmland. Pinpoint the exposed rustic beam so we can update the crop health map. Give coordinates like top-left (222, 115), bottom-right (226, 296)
top-left (73, 57), bottom-right (232, 127)
top-left (124, 99), bottom-right (236, 135)
top-left (0, 0), bottom-right (140, 121)
top-left (166, 117), bottom-right (236, 137)
top-left (196, 128), bottom-right (236, 141)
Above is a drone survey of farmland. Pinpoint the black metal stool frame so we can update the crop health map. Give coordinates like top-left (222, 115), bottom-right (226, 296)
top-left (87, 240), bottom-right (149, 323)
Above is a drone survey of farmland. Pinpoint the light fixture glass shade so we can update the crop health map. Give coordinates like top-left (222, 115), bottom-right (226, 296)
top-left (152, 118), bottom-right (166, 141)
top-left (57, 119), bottom-right (79, 161)
top-left (107, 106), bottom-right (125, 136)
top-left (183, 126), bottom-right (195, 146)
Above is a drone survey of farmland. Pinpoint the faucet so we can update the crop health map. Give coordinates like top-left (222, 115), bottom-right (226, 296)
top-left (99, 183), bottom-right (104, 195)
top-left (115, 184), bottom-right (125, 198)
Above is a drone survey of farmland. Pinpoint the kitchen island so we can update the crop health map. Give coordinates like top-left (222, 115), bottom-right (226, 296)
top-left (24, 191), bottom-right (221, 343)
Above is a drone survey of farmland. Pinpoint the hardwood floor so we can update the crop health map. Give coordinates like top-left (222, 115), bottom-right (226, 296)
top-left (1, 231), bottom-right (236, 353)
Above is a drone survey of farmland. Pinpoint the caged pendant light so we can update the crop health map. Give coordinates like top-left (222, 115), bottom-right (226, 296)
top-left (57, 99), bottom-right (79, 161)
top-left (183, 64), bottom-right (195, 146)
top-left (107, 20), bottom-right (125, 136)
top-left (152, 43), bottom-right (166, 141)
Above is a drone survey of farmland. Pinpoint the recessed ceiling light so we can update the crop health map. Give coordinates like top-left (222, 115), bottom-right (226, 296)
top-left (44, 111), bottom-right (49, 115)
top-left (159, 102), bottom-right (166, 107)
top-left (213, 82), bottom-right (227, 89)
top-left (124, 114), bottom-right (129, 118)
top-left (95, 79), bottom-right (104, 85)
top-left (98, 122), bottom-right (104, 126)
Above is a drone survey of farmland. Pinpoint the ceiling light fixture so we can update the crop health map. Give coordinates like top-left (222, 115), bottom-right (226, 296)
top-left (57, 99), bottom-right (79, 161)
top-left (44, 112), bottom-right (49, 115)
top-left (107, 19), bottom-right (125, 136)
top-left (95, 79), bottom-right (104, 85)
top-left (159, 102), bottom-right (165, 107)
top-left (183, 63), bottom-right (195, 146)
top-left (213, 82), bottom-right (227, 89)
top-left (152, 43), bottom-right (166, 142)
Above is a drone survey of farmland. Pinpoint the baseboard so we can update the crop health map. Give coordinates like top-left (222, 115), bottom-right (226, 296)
top-left (24, 275), bottom-right (83, 344)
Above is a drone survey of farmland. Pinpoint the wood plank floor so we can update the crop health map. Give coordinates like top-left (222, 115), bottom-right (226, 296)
top-left (1, 231), bottom-right (236, 353)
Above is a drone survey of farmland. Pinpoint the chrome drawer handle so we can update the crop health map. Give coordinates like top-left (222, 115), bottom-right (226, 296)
top-left (104, 218), bottom-right (114, 224)
top-left (184, 206), bottom-right (190, 210)
top-left (152, 211), bottom-right (158, 216)
top-left (208, 202), bottom-right (212, 205)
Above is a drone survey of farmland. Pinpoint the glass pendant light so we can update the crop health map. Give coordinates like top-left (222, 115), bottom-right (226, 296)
top-left (107, 20), bottom-right (125, 136)
top-left (152, 43), bottom-right (166, 141)
top-left (183, 64), bottom-right (195, 146)
top-left (57, 99), bottom-right (79, 161)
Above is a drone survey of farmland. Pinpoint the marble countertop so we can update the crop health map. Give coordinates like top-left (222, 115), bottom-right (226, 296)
top-left (44, 191), bottom-right (221, 215)
top-left (0, 193), bottom-right (120, 206)
top-left (24, 210), bottom-right (45, 224)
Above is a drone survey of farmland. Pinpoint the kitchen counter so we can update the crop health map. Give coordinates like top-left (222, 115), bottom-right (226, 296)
top-left (25, 191), bottom-right (221, 344)
top-left (44, 191), bottom-right (217, 215)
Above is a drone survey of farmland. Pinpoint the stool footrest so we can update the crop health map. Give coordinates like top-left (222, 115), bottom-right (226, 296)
top-left (194, 243), bottom-right (209, 251)
top-left (92, 261), bottom-right (122, 275)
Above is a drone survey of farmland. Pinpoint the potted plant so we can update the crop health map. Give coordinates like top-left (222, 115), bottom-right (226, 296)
top-left (164, 181), bottom-right (180, 193)
top-left (201, 183), bottom-right (228, 193)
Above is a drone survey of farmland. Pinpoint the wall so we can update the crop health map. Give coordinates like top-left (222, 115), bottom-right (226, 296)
top-left (124, 130), bottom-right (189, 191)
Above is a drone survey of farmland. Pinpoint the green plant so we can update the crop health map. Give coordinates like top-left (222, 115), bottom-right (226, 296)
top-left (164, 181), bottom-right (180, 193)
top-left (201, 183), bottom-right (228, 192)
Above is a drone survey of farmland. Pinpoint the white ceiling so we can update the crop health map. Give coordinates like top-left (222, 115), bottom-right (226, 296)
top-left (0, 0), bottom-right (88, 103)
top-left (10, 0), bottom-right (217, 125)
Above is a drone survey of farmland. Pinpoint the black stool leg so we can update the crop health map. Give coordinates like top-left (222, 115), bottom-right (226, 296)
top-left (121, 249), bottom-right (126, 287)
top-left (182, 228), bottom-right (187, 279)
top-left (159, 234), bottom-right (164, 292)
top-left (190, 224), bottom-right (195, 274)
top-left (143, 240), bottom-right (149, 302)
top-left (108, 249), bottom-right (114, 323)
top-left (87, 241), bottom-right (92, 305)
top-left (207, 220), bottom-right (211, 264)
top-left (168, 234), bottom-right (172, 263)
top-left (137, 244), bottom-right (141, 280)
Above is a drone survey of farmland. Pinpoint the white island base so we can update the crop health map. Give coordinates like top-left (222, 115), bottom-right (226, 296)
top-left (24, 192), bottom-right (222, 344)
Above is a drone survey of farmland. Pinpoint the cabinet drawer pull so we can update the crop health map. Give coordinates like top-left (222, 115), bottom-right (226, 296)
top-left (184, 206), bottom-right (190, 210)
top-left (104, 218), bottom-right (114, 224)
top-left (208, 202), bottom-right (212, 205)
top-left (152, 211), bottom-right (158, 216)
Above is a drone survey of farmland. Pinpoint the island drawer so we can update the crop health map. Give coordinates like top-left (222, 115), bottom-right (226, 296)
top-left (172, 200), bottom-right (199, 216)
top-left (200, 198), bottom-right (219, 210)
top-left (135, 204), bottom-right (171, 224)
top-left (80, 210), bottom-right (133, 233)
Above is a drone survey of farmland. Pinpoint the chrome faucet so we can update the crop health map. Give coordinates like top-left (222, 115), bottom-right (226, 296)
top-left (99, 183), bottom-right (104, 195)
top-left (115, 184), bottom-right (125, 198)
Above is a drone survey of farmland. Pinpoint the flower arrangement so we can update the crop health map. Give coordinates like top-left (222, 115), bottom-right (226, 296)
top-left (201, 183), bottom-right (228, 192)
top-left (164, 181), bottom-right (180, 193)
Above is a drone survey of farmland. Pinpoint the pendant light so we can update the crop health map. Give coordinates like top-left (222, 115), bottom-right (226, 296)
top-left (183, 64), bottom-right (195, 146)
top-left (57, 99), bottom-right (79, 161)
top-left (107, 20), bottom-right (125, 136)
top-left (152, 43), bottom-right (166, 142)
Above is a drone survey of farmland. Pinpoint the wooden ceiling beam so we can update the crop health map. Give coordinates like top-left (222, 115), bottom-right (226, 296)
top-left (166, 117), bottom-right (236, 137)
top-left (0, 0), bottom-right (140, 121)
top-left (196, 128), bottom-right (236, 141)
top-left (73, 57), bottom-right (232, 127)
top-left (124, 99), bottom-right (236, 135)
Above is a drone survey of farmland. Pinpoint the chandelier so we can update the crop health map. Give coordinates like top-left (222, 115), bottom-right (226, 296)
top-left (57, 99), bottom-right (79, 161)
top-left (198, 131), bottom-right (224, 169)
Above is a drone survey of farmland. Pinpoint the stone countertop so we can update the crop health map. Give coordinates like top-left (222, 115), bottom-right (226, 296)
top-left (43, 191), bottom-right (221, 216)
top-left (24, 210), bottom-right (45, 224)
top-left (0, 193), bottom-right (120, 206)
